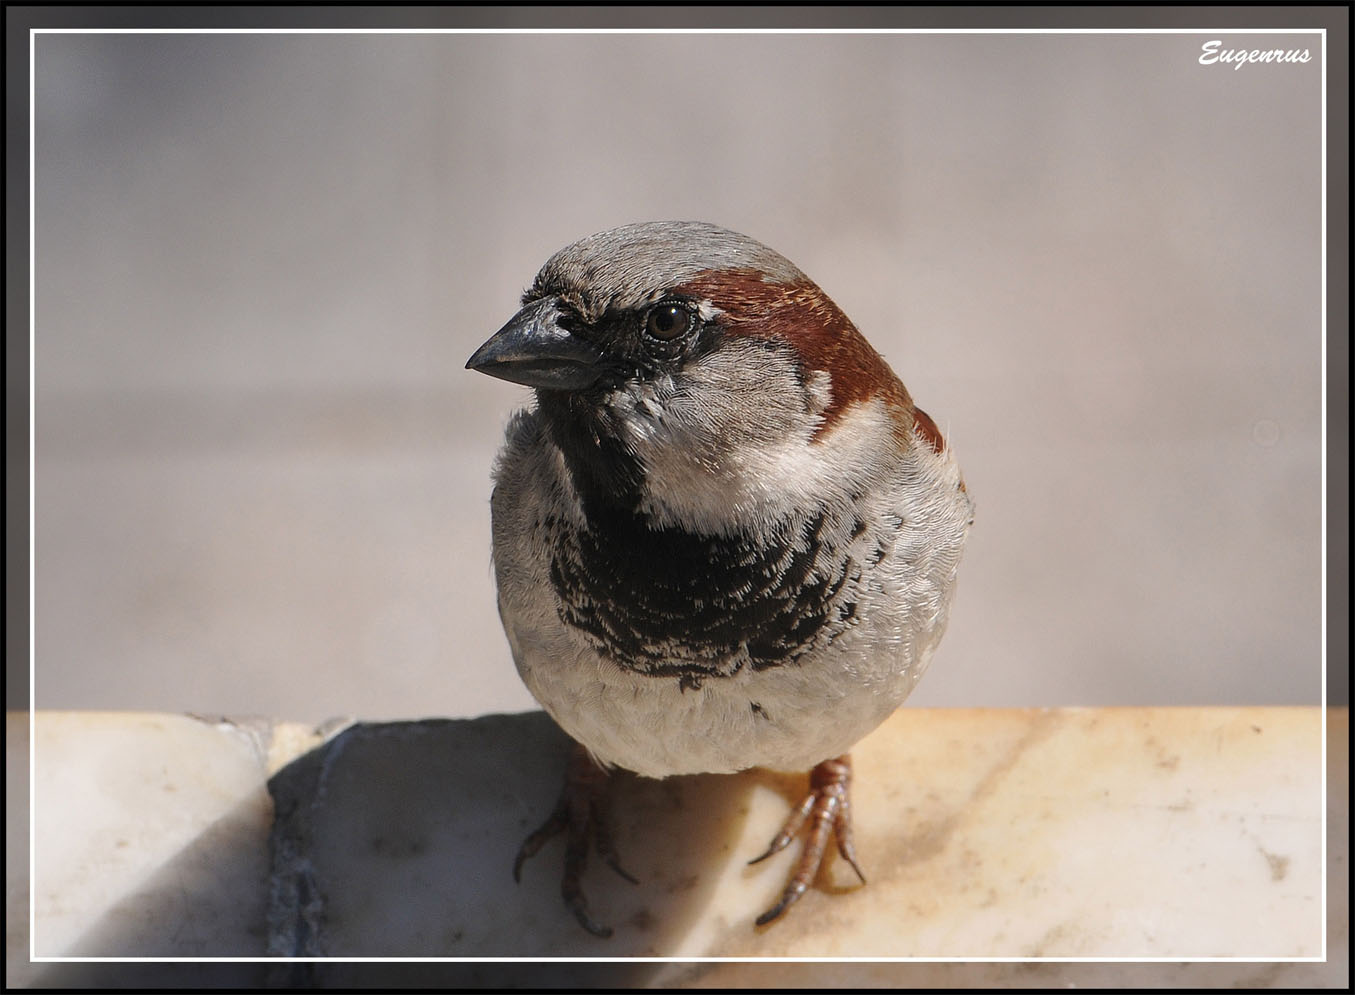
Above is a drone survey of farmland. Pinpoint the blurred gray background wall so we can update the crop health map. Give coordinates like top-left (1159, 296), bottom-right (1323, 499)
top-left (30, 30), bottom-right (1329, 722)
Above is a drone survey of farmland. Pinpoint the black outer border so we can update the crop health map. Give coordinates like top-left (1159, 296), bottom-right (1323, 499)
top-left (5, 5), bottom-right (1348, 989)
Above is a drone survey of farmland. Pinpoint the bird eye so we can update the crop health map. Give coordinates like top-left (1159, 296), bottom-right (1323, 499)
top-left (644, 303), bottom-right (692, 341)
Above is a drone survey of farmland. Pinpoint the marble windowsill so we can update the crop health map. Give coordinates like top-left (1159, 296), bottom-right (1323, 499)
top-left (7, 707), bottom-right (1348, 988)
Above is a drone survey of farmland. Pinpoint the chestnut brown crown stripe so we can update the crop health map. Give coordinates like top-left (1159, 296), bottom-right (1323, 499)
top-left (675, 268), bottom-right (937, 449)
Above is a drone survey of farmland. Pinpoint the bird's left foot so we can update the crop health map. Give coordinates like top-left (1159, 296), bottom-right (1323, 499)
top-left (748, 754), bottom-right (866, 926)
top-left (513, 742), bottom-right (638, 938)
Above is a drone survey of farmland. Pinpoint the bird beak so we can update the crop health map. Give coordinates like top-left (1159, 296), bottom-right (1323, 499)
top-left (465, 296), bottom-right (604, 391)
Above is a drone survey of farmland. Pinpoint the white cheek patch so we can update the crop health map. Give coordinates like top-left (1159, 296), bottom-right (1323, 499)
top-left (634, 397), bottom-right (901, 534)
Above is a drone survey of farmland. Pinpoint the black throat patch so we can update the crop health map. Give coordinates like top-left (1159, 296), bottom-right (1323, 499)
top-left (547, 502), bottom-right (859, 686)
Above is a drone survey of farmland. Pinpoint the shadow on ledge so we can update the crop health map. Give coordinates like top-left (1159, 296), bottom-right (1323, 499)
top-left (264, 711), bottom-right (771, 965)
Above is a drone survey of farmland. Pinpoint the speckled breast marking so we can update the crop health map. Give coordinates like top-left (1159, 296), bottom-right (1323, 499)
top-left (545, 504), bottom-right (865, 687)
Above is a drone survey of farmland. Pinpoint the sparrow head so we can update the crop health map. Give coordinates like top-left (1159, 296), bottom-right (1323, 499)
top-left (467, 221), bottom-right (939, 530)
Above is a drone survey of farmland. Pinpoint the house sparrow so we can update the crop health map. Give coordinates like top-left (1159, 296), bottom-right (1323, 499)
top-left (466, 221), bottom-right (972, 936)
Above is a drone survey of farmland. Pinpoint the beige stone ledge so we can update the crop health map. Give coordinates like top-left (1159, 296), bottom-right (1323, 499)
top-left (6, 707), bottom-right (1348, 988)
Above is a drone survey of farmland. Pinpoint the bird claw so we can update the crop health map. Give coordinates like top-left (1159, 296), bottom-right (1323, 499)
top-left (513, 742), bottom-right (636, 937)
top-left (751, 754), bottom-right (865, 927)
